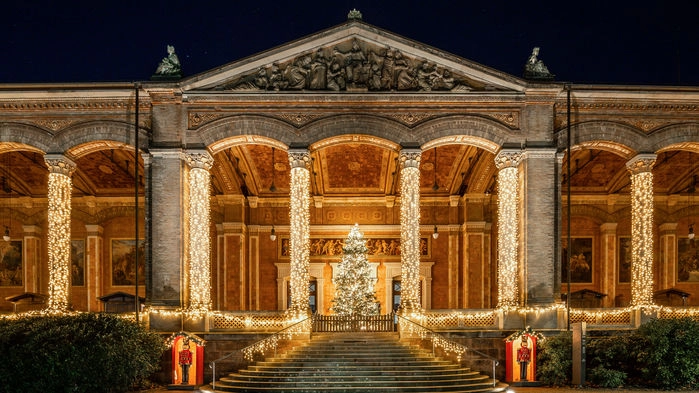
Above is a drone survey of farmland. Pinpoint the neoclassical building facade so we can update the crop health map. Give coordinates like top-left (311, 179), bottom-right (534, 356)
top-left (1, 16), bottom-right (698, 328)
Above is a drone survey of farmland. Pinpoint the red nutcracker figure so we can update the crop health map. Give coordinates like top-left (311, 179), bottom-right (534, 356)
top-left (517, 340), bottom-right (531, 381)
top-left (179, 341), bottom-right (193, 384)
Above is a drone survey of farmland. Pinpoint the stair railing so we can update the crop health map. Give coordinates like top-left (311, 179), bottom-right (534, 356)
top-left (397, 314), bottom-right (499, 388)
top-left (209, 315), bottom-right (311, 390)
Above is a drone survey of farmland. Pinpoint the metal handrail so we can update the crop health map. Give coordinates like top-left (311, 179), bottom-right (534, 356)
top-left (397, 314), bottom-right (500, 388)
top-left (209, 316), bottom-right (311, 390)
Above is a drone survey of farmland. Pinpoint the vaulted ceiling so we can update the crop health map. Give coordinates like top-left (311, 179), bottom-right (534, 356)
top-left (0, 144), bottom-right (697, 203)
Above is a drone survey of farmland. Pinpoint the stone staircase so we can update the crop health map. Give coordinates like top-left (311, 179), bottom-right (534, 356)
top-left (213, 332), bottom-right (508, 392)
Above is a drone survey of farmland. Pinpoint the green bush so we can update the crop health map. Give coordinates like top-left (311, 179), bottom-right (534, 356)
top-left (0, 313), bottom-right (166, 393)
top-left (588, 365), bottom-right (626, 388)
top-left (586, 334), bottom-right (634, 387)
top-left (536, 331), bottom-right (572, 386)
top-left (633, 317), bottom-right (699, 390)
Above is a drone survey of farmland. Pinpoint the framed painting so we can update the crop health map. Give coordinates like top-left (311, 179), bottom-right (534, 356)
top-left (111, 239), bottom-right (145, 286)
top-left (561, 237), bottom-right (593, 283)
top-left (0, 240), bottom-right (22, 286)
top-left (678, 238), bottom-right (699, 282)
top-left (71, 239), bottom-right (85, 286)
top-left (618, 237), bottom-right (631, 283)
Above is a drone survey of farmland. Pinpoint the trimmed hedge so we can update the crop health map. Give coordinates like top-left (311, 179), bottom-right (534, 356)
top-left (537, 317), bottom-right (699, 390)
top-left (0, 313), bottom-right (165, 393)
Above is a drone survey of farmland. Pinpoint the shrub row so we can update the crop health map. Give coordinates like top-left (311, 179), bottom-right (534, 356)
top-left (0, 313), bottom-right (165, 393)
top-left (537, 317), bottom-right (699, 390)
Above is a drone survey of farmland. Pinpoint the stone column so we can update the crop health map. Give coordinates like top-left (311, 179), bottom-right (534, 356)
top-left (447, 221), bottom-right (460, 308)
top-left (44, 154), bottom-right (76, 312)
top-left (84, 224), bottom-right (104, 312)
top-left (463, 221), bottom-right (492, 308)
top-left (287, 148), bottom-right (311, 317)
top-left (185, 151), bottom-right (214, 314)
top-left (215, 221), bottom-right (246, 310)
top-left (399, 147), bottom-right (421, 312)
top-left (522, 148), bottom-right (558, 306)
top-left (494, 149), bottom-right (523, 309)
top-left (658, 223), bottom-right (678, 289)
top-left (21, 225), bottom-right (42, 294)
top-left (626, 154), bottom-right (656, 307)
top-left (599, 223), bottom-right (618, 306)
top-left (149, 149), bottom-right (186, 308)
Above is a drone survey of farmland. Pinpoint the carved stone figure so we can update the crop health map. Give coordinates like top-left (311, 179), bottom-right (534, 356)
top-left (220, 40), bottom-right (480, 92)
top-left (154, 45), bottom-right (181, 78)
top-left (523, 47), bottom-right (554, 80)
top-left (326, 58), bottom-right (346, 91)
top-left (309, 48), bottom-right (328, 89)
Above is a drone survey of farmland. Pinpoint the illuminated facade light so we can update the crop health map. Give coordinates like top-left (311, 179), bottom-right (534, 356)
top-left (494, 151), bottom-right (523, 310)
top-left (288, 149), bottom-right (311, 317)
top-left (45, 155), bottom-right (76, 313)
top-left (185, 152), bottom-right (214, 315)
top-left (399, 148), bottom-right (422, 312)
top-left (626, 154), bottom-right (656, 308)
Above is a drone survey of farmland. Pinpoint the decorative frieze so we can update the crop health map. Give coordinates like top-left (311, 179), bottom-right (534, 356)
top-left (213, 38), bottom-right (490, 93)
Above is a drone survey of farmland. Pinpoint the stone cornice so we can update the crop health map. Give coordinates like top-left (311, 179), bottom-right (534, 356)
top-left (188, 109), bottom-right (522, 130)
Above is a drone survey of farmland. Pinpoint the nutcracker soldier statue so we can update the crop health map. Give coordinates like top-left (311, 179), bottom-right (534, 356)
top-left (179, 339), bottom-right (193, 384)
top-left (517, 339), bottom-right (531, 381)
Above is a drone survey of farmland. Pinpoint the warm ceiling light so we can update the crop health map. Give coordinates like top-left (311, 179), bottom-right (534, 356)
top-left (689, 224), bottom-right (695, 240)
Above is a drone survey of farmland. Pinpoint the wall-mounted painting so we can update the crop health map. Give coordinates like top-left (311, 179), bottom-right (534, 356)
top-left (71, 239), bottom-right (85, 286)
top-left (0, 240), bottom-right (22, 286)
top-left (678, 238), bottom-right (699, 282)
top-left (111, 239), bottom-right (145, 286)
top-left (561, 237), bottom-right (593, 283)
top-left (618, 237), bottom-right (631, 283)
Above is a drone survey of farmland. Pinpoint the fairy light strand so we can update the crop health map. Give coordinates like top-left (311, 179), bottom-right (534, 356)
top-left (627, 155), bottom-right (656, 307)
top-left (185, 152), bottom-right (214, 316)
top-left (494, 151), bottom-right (523, 310)
top-left (288, 149), bottom-right (311, 317)
top-left (45, 155), bottom-right (76, 313)
top-left (399, 148), bottom-right (422, 312)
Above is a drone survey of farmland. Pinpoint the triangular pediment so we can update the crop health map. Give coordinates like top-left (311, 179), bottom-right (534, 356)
top-left (181, 19), bottom-right (527, 93)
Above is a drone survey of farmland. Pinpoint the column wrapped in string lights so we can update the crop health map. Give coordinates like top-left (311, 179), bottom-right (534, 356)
top-left (494, 150), bottom-right (523, 310)
top-left (399, 147), bottom-right (422, 313)
top-left (288, 148), bottom-right (311, 318)
top-left (626, 154), bottom-right (656, 308)
top-left (185, 151), bottom-right (214, 316)
top-left (45, 155), bottom-right (76, 313)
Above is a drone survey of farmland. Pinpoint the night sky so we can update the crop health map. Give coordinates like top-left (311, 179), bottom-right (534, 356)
top-left (2, 1), bottom-right (698, 86)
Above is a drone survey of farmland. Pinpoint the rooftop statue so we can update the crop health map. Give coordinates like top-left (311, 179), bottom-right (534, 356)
top-left (523, 47), bottom-right (554, 81)
top-left (152, 45), bottom-right (182, 80)
top-left (347, 9), bottom-right (363, 20)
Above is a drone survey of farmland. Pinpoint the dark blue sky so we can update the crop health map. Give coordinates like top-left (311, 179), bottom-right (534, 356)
top-left (3, 1), bottom-right (698, 86)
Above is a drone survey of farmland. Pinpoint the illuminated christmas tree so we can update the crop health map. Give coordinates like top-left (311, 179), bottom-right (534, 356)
top-left (331, 224), bottom-right (379, 315)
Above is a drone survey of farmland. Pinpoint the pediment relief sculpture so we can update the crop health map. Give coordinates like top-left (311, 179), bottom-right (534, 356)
top-left (214, 38), bottom-right (502, 92)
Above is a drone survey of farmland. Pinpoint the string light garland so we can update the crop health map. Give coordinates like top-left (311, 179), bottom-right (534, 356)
top-left (288, 149), bottom-right (311, 317)
top-left (185, 152), bottom-right (214, 316)
top-left (494, 151), bottom-right (523, 310)
top-left (45, 155), bottom-right (76, 313)
top-left (627, 155), bottom-right (656, 307)
top-left (399, 148), bottom-right (422, 312)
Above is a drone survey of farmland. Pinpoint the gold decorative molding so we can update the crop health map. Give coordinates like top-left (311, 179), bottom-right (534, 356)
top-left (386, 112), bottom-right (435, 126)
top-left (275, 113), bottom-right (324, 127)
top-left (34, 119), bottom-right (80, 131)
top-left (487, 111), bottom-right (520, 129)
top-left (188, 112), bottom-right (227, 129)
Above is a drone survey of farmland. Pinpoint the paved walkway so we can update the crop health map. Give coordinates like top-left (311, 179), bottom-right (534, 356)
top-left (140, 386), bottom-right (699, 393)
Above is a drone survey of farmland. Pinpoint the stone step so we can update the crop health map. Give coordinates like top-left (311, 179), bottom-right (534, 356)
top-left (236, 367), bottom-right (477, 377)
top-left (212, 380), bottom-right (509, 393)
top-left (215, 331), bottom-right (507, 393)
